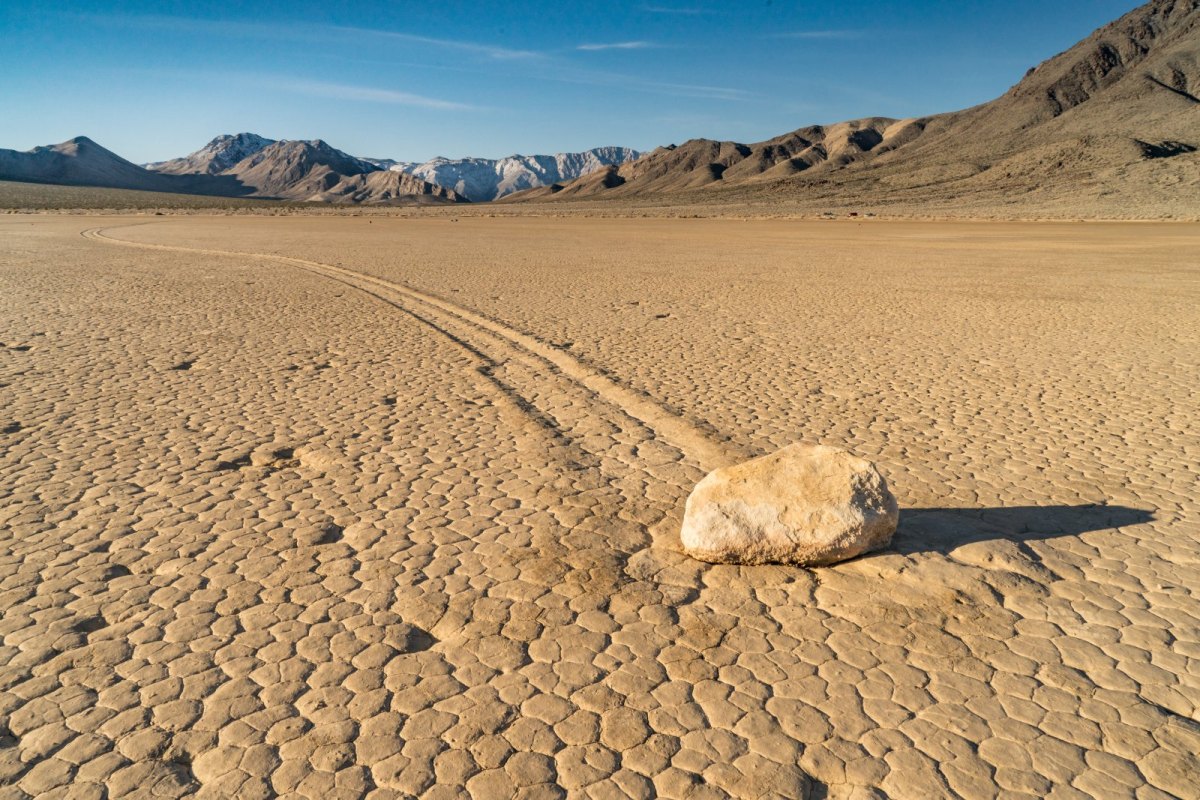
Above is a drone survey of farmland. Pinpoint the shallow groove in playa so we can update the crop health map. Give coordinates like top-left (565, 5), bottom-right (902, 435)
top-left (83, 224), bottom-right (746, 472)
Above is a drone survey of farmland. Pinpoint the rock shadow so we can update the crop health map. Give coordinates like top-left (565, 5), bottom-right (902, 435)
top-left (888, 504), bottom-right (1154, 556)
top-left (403, 626), bottom-right (438, 654)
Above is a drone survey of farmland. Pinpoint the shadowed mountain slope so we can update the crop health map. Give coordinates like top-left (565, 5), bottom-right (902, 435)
top-left (308, 169), bottom-right (466, 205)
top-left (144, 133), bottom-right (275, 176)
top-left (0, 137), bottom-right (249, 196)
top-left (219, 139), bottom-right (379, 200)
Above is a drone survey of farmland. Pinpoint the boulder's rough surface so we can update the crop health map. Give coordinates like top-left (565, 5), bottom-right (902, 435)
top-left (681, 443), bottom-right (899, 566)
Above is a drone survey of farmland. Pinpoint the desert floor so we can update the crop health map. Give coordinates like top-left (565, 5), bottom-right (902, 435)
top-left (1, 215), bottom-right (1198, 799)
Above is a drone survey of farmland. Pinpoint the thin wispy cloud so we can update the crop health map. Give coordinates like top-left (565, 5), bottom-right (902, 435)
top-left (80, 14), bottom-right (542, 61)
top-left (640, 5), bottom-right (716, 15)
top-left (773, 30), bottom-right (867, 40)
top-left (307, 58), bottom-right (749, 103)
top-left (261, 78), bottom-right (479, 111)
top-left (332, 25), bottom-right (542, 60)
top-left (576, 41), bottom-right (657, 51)
top-left (77, 12), bottom-right (744, 105)
top-left (80, 13), bottom-right (280, 38)
top-left (644, 80), bottom-right (748, 101)
top-left (539, 65), bottom-right (750, 102)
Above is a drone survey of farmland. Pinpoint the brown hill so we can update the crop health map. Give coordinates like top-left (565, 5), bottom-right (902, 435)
top-left (0, 137), bottom-right (247, 196)
top-left (220, 139), bottom-right (373, 200)
top-left (308, 169), bottom-right (466, 205)
top-left (0, 137), bottom-right (466, 205)
top-left (153, 137), bottom-right (467, 204)
top-left (510, 0), bottom-right (1199, 212)
top-left (144, 133), bottom-right (275, 176)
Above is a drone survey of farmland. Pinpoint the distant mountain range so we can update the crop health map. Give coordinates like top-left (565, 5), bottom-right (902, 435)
top-left (392, 149), bottom-right (641, 201)
top-left (0, 132), bottom-right (640, 205)
top-left (0, 135), bottom-right (465, 205)
top-left (506, 0), bottom-right (1199, 211)
top-left (144, 136), bottom-right (640, 202)
top-left (1, 0), bottom-right (1194, 213)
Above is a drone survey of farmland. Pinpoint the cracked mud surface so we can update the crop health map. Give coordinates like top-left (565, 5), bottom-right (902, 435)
top-left (1, 216), bottom-right (1198, 798)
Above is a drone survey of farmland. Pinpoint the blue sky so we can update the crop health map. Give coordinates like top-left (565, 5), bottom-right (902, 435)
top-left (1, 1), bottom-right (1137, 163)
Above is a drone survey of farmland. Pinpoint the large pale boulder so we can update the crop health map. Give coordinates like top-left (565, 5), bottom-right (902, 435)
top-left (681, 443), bottom-right (899, 566)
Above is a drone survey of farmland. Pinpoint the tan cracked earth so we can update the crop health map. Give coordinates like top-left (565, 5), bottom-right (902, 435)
top-left (1, 215), bottom-right (1198, 799)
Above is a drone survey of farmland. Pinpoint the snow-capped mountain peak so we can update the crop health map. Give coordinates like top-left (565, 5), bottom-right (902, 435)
top-left (145, 132), bottom-right (275, 175)
top-left (393, 147), bottom-right (641, 201)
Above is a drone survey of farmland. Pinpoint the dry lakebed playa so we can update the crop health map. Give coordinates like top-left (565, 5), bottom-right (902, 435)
top-left (1, 214), bottom-right (1198, 798)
